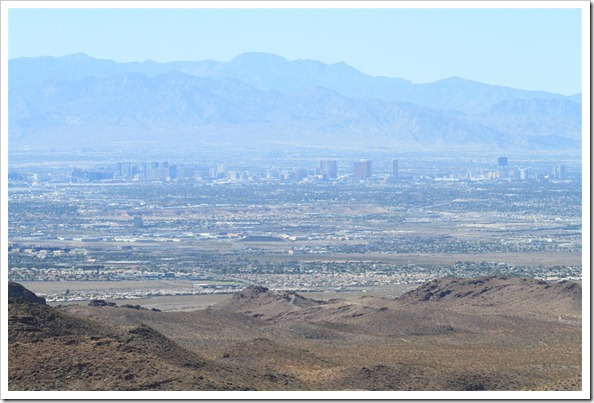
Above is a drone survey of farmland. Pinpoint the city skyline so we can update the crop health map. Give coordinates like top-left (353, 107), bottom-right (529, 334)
top-left (8, 153), bottom-right (577, 184)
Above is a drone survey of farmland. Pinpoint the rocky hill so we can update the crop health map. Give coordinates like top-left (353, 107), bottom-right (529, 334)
top-left (8, 278), bottom-right (582, 392)
top-left (8, 287), bottom-right (302, 391)
top-left (398, 276), bottom-right (582, 318)
top-left (209, 285), bottom-right (324, 320)
top-left (9, 282), bottom-right (46, 305)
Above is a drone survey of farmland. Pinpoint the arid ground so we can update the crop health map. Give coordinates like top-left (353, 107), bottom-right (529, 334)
top-left (8, 276), bottom-right (582, 392)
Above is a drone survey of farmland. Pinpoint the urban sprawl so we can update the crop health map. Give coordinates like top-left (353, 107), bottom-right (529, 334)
top-left (8, 150), bottom-right (581, 302)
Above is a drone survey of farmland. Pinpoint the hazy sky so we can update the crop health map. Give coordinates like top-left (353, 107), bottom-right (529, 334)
top-left (7, 4), bottom-right (584, 95)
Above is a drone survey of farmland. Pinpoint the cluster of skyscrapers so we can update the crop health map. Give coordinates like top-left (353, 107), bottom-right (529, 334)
top-left (495, 156), bottom-right (567, 181)
top-left (106, 159), bottom-right (400, 182)
top-left (321, 159), bottom-right (398, 180)
top-left (11, 155), bottom-right (572, 184)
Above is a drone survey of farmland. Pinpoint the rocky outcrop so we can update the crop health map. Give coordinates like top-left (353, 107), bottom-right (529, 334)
top-left (400, 276), bottom-right (581, 304)
top-left (8, 282), bottom-right (46, 305)
top-left (88, 300), bottom-right (116, 307)
top-left (398, 276), bottom-right (582, 319)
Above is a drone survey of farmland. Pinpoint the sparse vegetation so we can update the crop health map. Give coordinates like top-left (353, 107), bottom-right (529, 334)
top-left (9, 278), bottom-right (581, 392)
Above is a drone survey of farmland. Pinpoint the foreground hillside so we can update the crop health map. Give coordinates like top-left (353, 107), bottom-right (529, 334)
top-left (8, 277), bottom-right (582, 391)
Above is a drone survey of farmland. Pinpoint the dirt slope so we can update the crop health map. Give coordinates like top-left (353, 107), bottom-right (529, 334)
top-left (8, 277), bottom-right (582, 392)
top-left (8, 295), bottom-right (305, 391)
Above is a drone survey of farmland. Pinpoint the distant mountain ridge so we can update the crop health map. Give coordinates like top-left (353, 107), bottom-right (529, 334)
top-left (8, 53), bottom-right (582, 151)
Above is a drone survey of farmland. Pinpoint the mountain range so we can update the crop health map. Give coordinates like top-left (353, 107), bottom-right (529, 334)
top-left (8, 53), bottom-right (582, 151)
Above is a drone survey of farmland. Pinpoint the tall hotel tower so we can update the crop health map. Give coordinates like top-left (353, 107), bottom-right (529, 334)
top-left (392, 159), bottom-right (399, 179)
top-left (319, 160), bottom-right (338, 179)
top-left (353, 160), bottom-right (372, 178)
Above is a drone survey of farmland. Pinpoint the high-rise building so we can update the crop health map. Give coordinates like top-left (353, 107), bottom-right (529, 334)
top-left (145, 162), bottom-right (168, 181)
top-left (195, 167), bottom-right (210, 179)
top-left (496, 156), bottom-right (509, 179)
top-left (392, 159), bottom-right (399, 179)
top-left (319, 160), bottom-right (337, 179)
top-left (169, 164), bottom-right (177, 180)
top-left (554, 164), bottom-right (567, 179)
top-left (512, 168), bottom-right (521, 180)
top-left (353, 160), bottom-right (372, 178)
